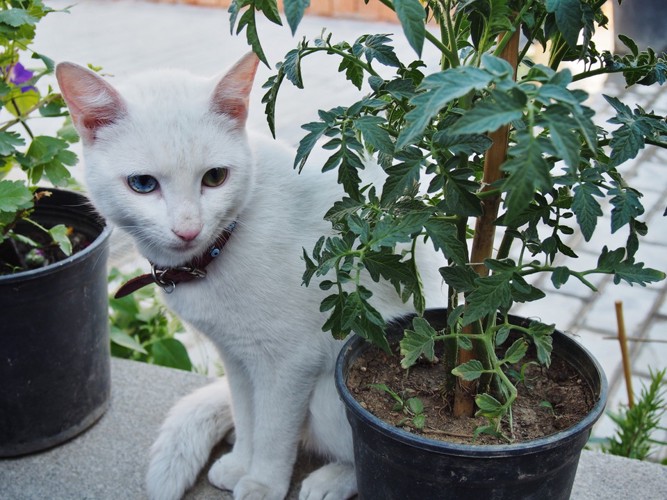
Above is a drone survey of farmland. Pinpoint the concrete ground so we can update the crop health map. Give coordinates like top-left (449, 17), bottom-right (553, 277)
top-left (1, 358), bottom-right (666, 499)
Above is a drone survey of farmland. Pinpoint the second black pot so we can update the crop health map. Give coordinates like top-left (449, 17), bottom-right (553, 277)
top-left (0, 189), bottom-right (112, 457)
top-left (336, 309), bottom-right (608, 500)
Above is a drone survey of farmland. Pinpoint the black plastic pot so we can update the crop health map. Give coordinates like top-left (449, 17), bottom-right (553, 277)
top-left (0, 189), bottom-right (112, 457)
top-left (336, 309), bottom-right (608, 500)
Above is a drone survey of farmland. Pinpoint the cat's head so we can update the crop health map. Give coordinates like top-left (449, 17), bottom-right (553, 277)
top-left (56, 53), bottom-right (260, 267)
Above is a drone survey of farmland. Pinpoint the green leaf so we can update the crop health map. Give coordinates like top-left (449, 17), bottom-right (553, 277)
top-left (437, 169), bottom-right (483, 217)
top-left (551, 266), bottom-right (570, 289)
top-left (0, 180), bottom-right (32, 212)
top-left (524, 321), bottom-right (555, 366)
top-left (450, 89), bottom-right (525, 135)
top-left (609, 185), bottom-right (644, 233)
top-left (57, 120), bottom-right (80, 144)
top-left (400, 316), bottom-right (437, 368)
top-left (495, 324), bottom-right (511, 346)
top-left (475, 393), bottom-right (505, 417)
top-left (608, 120), bottom-right (647, 166)
top-left (151, 338), bottom-right (193, 371)
top-left (501, 134), bottom-right (552, 224)
top-left (354, 115), bottom-right (394, 154)
top-left (369, 212), bottom-right (428, 251)
top-left (0, 131), bottom-right (25, 155)
top-left (370, 383), bottom-right (403, 407)
top-left (6, 89), bottom-right (40, 118)
top-left (412, 413), bottom-right (426, 429)
top-left (596, 246), bottom-right (665, 286)
top-left (407, 397), bottom-right (424, 415)
top-left (283, 0), bottom-right (309, 34)
top-left (281, 48), bottom-right (304, 88)
top-left (463, 274), bottom-right (513, 326)
top-left (572, 181), bottom-right (603, 241)
top-left (0, 9), bottom-right (38, 28)
top-left (294, 121), bottom-right (328, 171)
top-left (109, 327), bottom-right (148, 354)
top-left (617, 34), bottom-right (639, 57)
top-left (364, 251), bottom-right (412, 289)
top-left (353, 34), bottom-right (400, 68)
top-left (32, 51), bottom-right (55, 72)
top-left (545, 0), bottom-right (584, 49)
top-left (510, 274), bottom-right (546, 303)
top-left (398, 67), bottom-right (493, 149)
top-left (439, 265), bottom-right (478, 294)
top-left (381, 157), bottom-right (422, 204)
top-left (433, 129), bottom-right (492, 156)
top-left (610, 259), bottom-right (666, 287)
top-left (503, 338), bottom-right (528, 364)
top-left (236, 6), bottom-right (269, 66)
top-left (394, 0), bottom-right (426, 56)
top-left (604, 96), bottom-right (656, 167)
top-left (544, 107), bottom-right (581, 169)
top-left (255, 0), bottom-right (282, 25)
top-left (452, 359), bottom-right (485, 381)
top-left (424, 219), bottom-right (468, 266)
top-left (324, 197), bottom-right (364, 223)
top-left (17, 136), bottom-right (75, 186)
top-left (48, 224), bottom-right (72, 256)
top-left (338, 57), bottom-right (365, 90)
top-left (482, 54), bottom-right (516, 78)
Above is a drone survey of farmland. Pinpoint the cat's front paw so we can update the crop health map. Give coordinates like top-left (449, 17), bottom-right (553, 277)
top-left (299, 463), bottom-right (357, 500)
top-left (208, 453), bottom-right (247, 491)
top-left (234, 476), bottom-right (287, 500)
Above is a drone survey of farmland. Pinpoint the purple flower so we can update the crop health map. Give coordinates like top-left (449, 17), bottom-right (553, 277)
top-left (9, 62), bottom-right (33, 85)
top-left (3, 63), bottom-right (36, 93)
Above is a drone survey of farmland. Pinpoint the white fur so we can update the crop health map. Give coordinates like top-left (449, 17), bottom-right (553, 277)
top-left (57, 54), bottom-right (444, 500)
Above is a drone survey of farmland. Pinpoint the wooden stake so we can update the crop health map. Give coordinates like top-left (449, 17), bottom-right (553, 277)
top-left (453, 29), bottom-right (520, 418)
top-left (614, 301), bottom-right (634, 408)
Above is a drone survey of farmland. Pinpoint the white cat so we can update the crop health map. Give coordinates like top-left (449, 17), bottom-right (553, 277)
top-left (55, 53), bottom-right (442, 500)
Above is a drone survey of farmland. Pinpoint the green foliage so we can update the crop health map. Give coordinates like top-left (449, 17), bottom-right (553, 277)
top-left (370, 383), bottom-right (427, 430)
top-left (235, 0), bottom-right (667, 436)
top-left (0, 1), bottom-right (80, 274)
top-left (603, 369), bottom-right (667, 461)
top-left (108, 268), bottom-right (193, 372)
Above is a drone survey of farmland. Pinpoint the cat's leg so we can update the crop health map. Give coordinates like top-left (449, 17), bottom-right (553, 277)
top-left (146, 378), bottom-right (235, 500)
top-left (299, 374), bottom-right (357, 500)
top-left (208, 358), bottom-right (255, 491)
top-left (232, 357), bottom-right (318, 500)
top-left (299, 463), bottom-right (357, 500)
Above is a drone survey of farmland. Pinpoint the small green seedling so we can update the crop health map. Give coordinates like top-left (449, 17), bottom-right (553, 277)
top-left (371, 383), bottom-right (426, 430)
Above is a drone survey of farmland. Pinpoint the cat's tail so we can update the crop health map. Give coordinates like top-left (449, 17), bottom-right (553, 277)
top-left (146, 378), bottom-right (234, 500)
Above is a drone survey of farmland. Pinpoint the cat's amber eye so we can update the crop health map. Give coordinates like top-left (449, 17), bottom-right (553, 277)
top-left (202, 167), bottom-right (228, 188)
top-left (127, 174), bottom-right (159, 194)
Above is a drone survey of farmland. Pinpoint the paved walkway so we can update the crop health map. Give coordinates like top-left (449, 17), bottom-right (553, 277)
top-left (35, 0), bottom-right (667, 456)
top-left (3, 358), bottom-right (666, 499)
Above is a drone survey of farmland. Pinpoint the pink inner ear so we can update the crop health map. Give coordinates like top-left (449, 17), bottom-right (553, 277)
top-left (56, 62), bottom-right (126, 143)
top-left (82, 113), bottom-right (120, 132)
top-left (213, 96), bottom-right (249, 122)
top-left (210, 52), bottom-right (259, 126)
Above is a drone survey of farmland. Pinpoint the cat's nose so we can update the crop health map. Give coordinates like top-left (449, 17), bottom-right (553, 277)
top-left (173, 228), bottom-right (201, 242)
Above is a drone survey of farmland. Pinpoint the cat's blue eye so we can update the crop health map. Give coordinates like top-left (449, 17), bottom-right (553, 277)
top-left (127, 174), bottom-right (159, 194)
top-left (202, 167), bottom-right (228, 188)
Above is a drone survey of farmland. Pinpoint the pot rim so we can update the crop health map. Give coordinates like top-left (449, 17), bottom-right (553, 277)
top-left (335, 311), bottom-right (609, 457)
top-left (0, 188), bottom-right (111, 284)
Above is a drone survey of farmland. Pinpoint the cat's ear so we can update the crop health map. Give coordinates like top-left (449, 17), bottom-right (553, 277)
top-left (55, 62), bottom-right (126, 144)
top-left (210, 52), bottom-right (260, 127)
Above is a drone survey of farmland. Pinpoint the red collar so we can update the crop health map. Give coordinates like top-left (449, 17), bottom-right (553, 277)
top-left (114, 222), bottom-right (237, 299)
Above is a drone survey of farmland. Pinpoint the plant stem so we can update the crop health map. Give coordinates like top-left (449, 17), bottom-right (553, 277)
top-left (453, 28), bottom-right (520, 418)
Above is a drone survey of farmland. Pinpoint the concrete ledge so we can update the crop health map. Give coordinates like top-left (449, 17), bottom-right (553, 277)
top-left (1, 358), bottom-right (665, 499)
